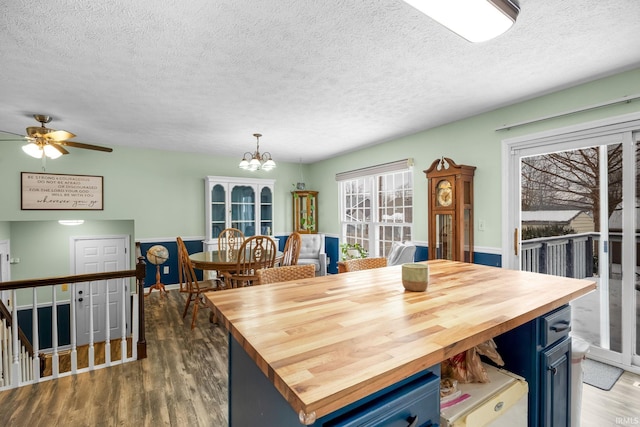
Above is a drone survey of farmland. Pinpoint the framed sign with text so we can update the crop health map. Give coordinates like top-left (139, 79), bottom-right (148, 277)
top-left (21, 172), bottom-right (104, 210)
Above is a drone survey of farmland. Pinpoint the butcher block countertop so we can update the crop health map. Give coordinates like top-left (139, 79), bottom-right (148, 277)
top-left (204, 259), bottom-right (596, 421)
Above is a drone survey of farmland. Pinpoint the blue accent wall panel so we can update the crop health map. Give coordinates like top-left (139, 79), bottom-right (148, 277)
top-left (276, 234), bottom-right (287, 251)
top-left (325, 236), bottom-right (339, 274)
top-left (414, 245), bottom-right (501, 267)
top-left (140, 239), bottom-right (204, 287)
top-left (473, 252), bottom-right (502, 267)
top-left (17, 304), bottom-right (71, 349)
top-left (415, 245), bottom-right (428, 262)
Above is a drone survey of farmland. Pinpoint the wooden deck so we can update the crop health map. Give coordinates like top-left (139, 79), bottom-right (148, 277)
top-left (0, 289), bottom-right (637, 426)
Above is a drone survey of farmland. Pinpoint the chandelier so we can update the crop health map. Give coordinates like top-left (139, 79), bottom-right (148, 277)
top-left (238, 133), bottom-right (276, 171)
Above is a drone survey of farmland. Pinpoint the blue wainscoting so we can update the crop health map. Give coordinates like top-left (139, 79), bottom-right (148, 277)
top-left (417, 245), bottom-right (501, 267)
top-left (473, 252), bottom-right (502, 267)
top-left (139, 239), bottom-right (204, 288)
top-left (17, 304), bottom-right (71, 350)
top-left (325, 236), bottom-right (340, 274)
top-left (323, 237), bottom-right (501, 272)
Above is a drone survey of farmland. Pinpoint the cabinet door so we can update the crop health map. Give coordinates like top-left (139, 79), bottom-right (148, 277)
top-left (230, 184), bottom-right (257, 236)
top-left (260, 186), bottom-right (273, 235)
top-left (210, 183), bottom-right (227, 239)
top-left (541, 336), bottom-right (571, 427)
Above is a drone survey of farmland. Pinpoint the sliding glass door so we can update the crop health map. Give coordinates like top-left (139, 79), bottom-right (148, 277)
top-left (504, 121), bottom-right (640, 371)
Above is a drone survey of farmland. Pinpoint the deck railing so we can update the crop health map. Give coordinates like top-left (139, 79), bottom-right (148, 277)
top-left (0, 257), bottom-right (146, 391)
top-left (521, 233), bottom-right (596, 279)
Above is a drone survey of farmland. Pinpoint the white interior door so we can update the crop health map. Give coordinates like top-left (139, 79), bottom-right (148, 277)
top-left (73, 236), bottom-right (129, 347)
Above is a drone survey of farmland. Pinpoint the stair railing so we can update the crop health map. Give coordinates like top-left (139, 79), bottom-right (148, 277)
top-left (0, 256), bottom-right (146, 390)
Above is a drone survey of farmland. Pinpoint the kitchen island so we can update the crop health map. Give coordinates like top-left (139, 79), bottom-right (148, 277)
top-left (204, 260), bottom-right (595, 426)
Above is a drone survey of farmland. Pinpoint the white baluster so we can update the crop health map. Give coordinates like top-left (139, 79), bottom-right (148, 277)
top-left (32, 287), bottom-right (40, 381)
top-left (120, 279), bottom-right (127, 361)
top-left (88, 281), bottom-right (94, 369)
top-left (70, 282), bottom-right (78, 374)
top-left (52, 285), bottom-right (59, 378)
top-left (11, 289), bottom-right (19, 387)
top-left (105, 280), bottom-right (111, 366)
top-left (1, 318), bottom-right (7, 387)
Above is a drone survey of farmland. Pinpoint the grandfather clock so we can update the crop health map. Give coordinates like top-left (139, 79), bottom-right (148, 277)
top-left (424, 157), bottom-right (476, 262)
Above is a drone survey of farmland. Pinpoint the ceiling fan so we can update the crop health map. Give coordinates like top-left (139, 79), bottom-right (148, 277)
top-left (1, 114), bottom-right (113, 159)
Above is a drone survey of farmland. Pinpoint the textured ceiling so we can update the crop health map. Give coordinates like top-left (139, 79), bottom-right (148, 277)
top-left (1, 0), bottom-right (639, 164)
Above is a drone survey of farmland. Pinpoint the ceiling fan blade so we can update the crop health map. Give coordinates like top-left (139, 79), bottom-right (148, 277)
top-left (46, 130), bottom-right (76, 141)
top-left (0, 129), bottom-right (27, 137)
top-left (50, 143), bottom-right (69, 155)
top-left (58, 140), bottom-right (113, 152)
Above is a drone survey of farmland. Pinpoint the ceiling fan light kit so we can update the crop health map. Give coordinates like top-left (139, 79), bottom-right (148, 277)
top-left (238, 133), bottom-right (276, 171)
top-left (2, 114), bottom-right (113, 160)
top-left (404, 0), bottom-right (519, 43)
top-left (22, 142), bottom-right (63, 159)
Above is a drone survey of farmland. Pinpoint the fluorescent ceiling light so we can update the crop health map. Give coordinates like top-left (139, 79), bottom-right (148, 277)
top-left (404, 0), bottom-right (519, 43)
top-left (58, 220), bottom-right (84, 226)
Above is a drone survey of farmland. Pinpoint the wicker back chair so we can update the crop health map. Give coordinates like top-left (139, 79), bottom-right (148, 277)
top-left (222, 235), bottom-right (277, 288)
top-left (281, 232), bottom-right (302, 266)
top-left (256, 264), bottom-right (316, 285)
top-left (338, 257), bottom-right (387, 273)
top-left (177, 237), bottom-right (220, 329)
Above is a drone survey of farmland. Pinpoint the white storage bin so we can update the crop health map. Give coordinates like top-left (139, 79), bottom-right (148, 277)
top-left (440, 363), bottom-right (528, 427)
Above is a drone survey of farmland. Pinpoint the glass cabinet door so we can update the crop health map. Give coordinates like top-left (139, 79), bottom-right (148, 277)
top-left (211, 184), bottom-right (226, 239)
top-left (260, 186), bottom-right (273, 235)
top-left (231, 185), bottom-right (256, 236)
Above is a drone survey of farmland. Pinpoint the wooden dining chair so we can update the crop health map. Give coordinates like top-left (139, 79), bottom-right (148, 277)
top-left (255, 264), bottom-right (316, 285)
top-left (177, 236), bottom-right (220, 329)
top-left (338, 257), bottom-right (387, 273)
top-left (281, 232), bottom-right (302, 266)
top-left (221, 235), bottom-right (277, 288)
top-left (218, 228), bottom-right (245, 253)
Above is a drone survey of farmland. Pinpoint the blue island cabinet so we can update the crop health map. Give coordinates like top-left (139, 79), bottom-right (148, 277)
top-left (229, 335), bottom-right (441, 427)
top-left (493, 305), bottom-right (572, 427)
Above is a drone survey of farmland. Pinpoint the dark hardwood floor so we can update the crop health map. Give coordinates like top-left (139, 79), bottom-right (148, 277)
top-left (0, 291), bottom-right (228, 426)
top-left (0, 290), bottom-right (638, 426)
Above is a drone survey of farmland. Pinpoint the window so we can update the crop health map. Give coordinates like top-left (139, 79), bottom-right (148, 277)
top-left (337, 160), bottom-right (413, 257)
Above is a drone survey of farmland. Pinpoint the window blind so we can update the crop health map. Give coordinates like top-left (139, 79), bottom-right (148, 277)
top-left (335, 158), bottom-right (414, 181)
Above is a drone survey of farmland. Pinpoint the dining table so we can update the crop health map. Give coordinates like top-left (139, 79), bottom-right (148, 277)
top-left (189, 249), bottom-right (284, 274)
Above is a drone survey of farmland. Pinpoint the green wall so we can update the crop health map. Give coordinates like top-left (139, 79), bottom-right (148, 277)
top-left (0, 146), bottom-right (309, 239)
top-left (309, 68), bottom-right (640, 250)
top-left (1, 68), bottom-right (639, 260)
top-left (9, 220), bottom-right (134, 305)
top-left (10, 220), bottom-right (134, 280)
top-left (0, 221), bottom-right (9, 240)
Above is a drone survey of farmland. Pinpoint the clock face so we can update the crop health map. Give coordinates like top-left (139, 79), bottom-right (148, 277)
top-left (436, 180), bottom-right (453, 207)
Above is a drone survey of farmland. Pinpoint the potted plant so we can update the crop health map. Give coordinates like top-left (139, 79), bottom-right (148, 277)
top-left (340, 242), bottom-right (368, 260)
